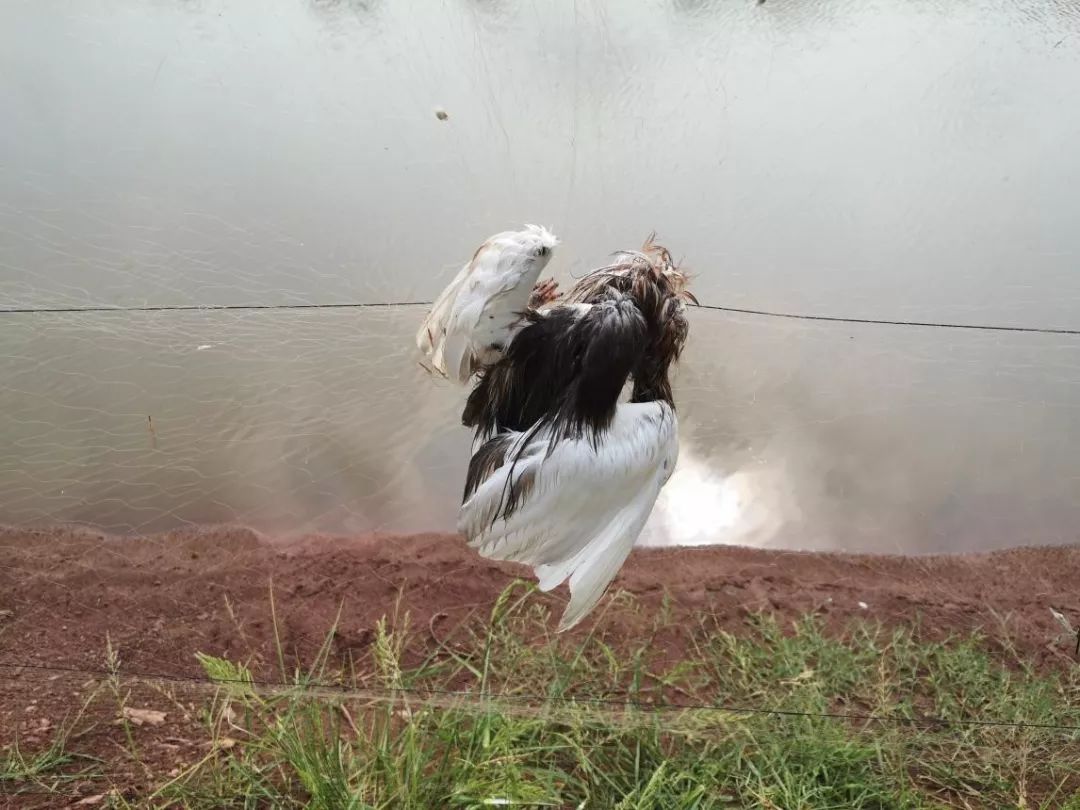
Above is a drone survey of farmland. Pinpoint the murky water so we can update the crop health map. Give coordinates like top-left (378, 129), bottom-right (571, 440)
top-left (3, 0), bottom-right (1080, 552)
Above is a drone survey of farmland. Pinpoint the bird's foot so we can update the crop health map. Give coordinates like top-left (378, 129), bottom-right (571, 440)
top-left (529, 278), bottom-right (561, 308)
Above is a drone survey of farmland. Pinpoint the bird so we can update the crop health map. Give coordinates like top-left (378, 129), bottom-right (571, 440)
top-left (457, 236), bottom-right (695, 631)
top-left (416, 224), bottom-right (561, 384)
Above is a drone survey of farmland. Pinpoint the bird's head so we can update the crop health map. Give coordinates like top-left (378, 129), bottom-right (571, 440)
top-left (480, 224), bottom-right (558, 276)
top-left (518, 223), bottom-right (559, 265)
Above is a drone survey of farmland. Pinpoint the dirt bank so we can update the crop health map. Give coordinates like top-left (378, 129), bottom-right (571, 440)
top-left (3, 525), bottom-right (1079, 686)
top-left (2, 525), bottom-right (1079, 805)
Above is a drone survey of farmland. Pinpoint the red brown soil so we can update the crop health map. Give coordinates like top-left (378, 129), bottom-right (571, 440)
top-left (2, 525), bottom-right (1080, 806)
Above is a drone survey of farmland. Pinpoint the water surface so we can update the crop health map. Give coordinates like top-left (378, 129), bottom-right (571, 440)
top-left (2, 0), bottom-right (1080, 552)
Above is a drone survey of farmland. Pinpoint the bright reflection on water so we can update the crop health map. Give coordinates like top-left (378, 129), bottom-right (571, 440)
top-left (2, 0), bottom-right (1080, 552)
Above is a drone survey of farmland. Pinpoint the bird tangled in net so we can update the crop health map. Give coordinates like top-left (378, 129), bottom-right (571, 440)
top-left (416, 228), bottom-right (696, 630)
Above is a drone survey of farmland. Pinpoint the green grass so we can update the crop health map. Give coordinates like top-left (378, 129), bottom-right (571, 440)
top-left (1, 690), bottom-right (99, 800)
top-left (6, 582), bottom-right (1080, 808)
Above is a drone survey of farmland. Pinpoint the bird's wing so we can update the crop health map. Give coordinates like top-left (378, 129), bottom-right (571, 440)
top-left (423, 241), bottom-right (538, 384)
top-left (459, 401), bottom-right (678, 631)
top-left (416, 257), bottom-right (474, 370)
top-left (435, 248), bottom-right (505, 383)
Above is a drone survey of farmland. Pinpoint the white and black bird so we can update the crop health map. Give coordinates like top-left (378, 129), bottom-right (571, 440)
top-left (457, 237), bottom-right (696, 631)
top-left (416, 224), bottom-right (561, 384)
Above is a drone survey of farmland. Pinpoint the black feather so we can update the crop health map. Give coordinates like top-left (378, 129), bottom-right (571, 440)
top-left (462, 433), bottom-right (514, 503)
top-left (463, 293), bottom-right (646, 445)
top-left (460, 424), bottom-right (541, 524)
top-left (545, 292), bottom-right (647, 453)
top-left (462, 306), bottom-right (583, 438)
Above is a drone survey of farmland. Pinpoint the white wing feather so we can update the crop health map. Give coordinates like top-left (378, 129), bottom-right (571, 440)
top-left (417, 225), bottom-right (556, 384)
top-left (459, 401), bottom-right (679, 631)
top-left (416, 261), bottom-right (472, 362)
top-left (436, 244), bottom-right (515, 382)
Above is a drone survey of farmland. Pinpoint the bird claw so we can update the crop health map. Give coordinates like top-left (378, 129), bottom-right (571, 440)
top-left (529, 278), bottom-right (561, 308)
